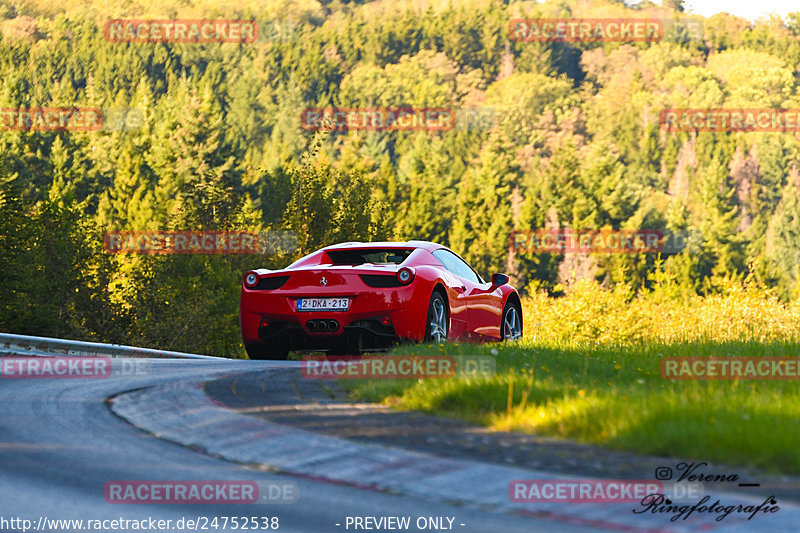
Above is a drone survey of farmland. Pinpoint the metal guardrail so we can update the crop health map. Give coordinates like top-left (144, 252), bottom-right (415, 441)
top-left (0, 333), bottom-right (222, 360)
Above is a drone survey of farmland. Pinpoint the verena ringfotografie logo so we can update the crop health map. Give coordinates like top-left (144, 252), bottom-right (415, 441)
top-left (104, 481), bottom-right (298, 504)
top-left (0, 357), bottom-right (148, 379)
top-left (638, 462), bottom-right (780, 522)
top-left (510, 19), bottom-right (664, 42)
top-left (104, 231), bottom-right (258, 254)
top-left (301, 355), bottom-right (495, 379)
top-left (509, 229), bottom-right (684, 254)
top-left (301, 107), bottom-right (454, 132)
top-left (104, 20), bottom-right (257, 43)
top-left (661, 109), bottom-right (800, 133)
top-left (662, 357), bottom-right (800, 380)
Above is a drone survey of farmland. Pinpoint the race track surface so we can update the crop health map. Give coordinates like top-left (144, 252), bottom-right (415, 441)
top-left (0, 359), bottom-right (595, 533)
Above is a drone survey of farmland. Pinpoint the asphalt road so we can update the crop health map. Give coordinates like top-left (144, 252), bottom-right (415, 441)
top-left (0, 359), bottom-right (592, 533)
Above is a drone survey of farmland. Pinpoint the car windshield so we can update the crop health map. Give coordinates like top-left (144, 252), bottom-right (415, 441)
top-left (326, 248), bottom-right (413, 265)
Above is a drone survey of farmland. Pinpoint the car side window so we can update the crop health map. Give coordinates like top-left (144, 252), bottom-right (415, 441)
top-left (432, 249), bottom-right (482, 284)
top-left (432, 250), bottom-right (460, 276)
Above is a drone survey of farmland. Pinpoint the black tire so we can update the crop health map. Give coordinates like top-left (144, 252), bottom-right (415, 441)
top-left (425, 291), bottom-right (449, 343)
top-left (245, 343), bottom-right (289, 360)
top-left (501, 299), bottom-right (523, 341)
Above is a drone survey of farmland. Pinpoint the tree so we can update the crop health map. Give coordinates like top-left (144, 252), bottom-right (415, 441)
top-left (282, 133), bottom-right (387, 255)
top-left (449, 131), bottom-right (520, 278)
top-left (149, 81), bottom-right (242, 229)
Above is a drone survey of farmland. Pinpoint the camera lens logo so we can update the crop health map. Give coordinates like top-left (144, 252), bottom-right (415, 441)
top-left (655, 467), bottom-right (673, 480)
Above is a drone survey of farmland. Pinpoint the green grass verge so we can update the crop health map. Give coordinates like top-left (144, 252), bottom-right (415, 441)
top-left (345, 339), bottom-right (800, 475)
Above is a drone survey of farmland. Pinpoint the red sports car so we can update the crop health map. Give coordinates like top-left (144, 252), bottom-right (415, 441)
top-left (240, 241), bottom-right (522, 359)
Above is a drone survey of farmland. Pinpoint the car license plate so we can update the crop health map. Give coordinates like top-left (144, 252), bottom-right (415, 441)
top-left (297, 298), bottom-right (350, 312)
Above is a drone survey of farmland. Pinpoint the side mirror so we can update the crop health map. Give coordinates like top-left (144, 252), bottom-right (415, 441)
top-left (491, 273), bottom-right (509, 287)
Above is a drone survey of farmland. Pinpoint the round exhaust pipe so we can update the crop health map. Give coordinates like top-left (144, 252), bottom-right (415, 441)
top-left (306, 320), bottom-right (317, 331)
top-left (328, 320), bottom-right (338, 331)
top-left (318, 320), bottom-right (328, 331)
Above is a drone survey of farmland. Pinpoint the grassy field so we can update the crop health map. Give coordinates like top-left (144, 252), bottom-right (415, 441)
top-left (347, 280), bottom-right (800, 474)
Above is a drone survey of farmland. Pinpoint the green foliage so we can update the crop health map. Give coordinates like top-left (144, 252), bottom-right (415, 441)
top-left (281, 132), bottom-right (388, 254)
top-left (2, 0), bottom-right (800, 355)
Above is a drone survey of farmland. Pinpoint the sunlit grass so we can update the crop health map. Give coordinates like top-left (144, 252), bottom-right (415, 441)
top-left (347, 281), bottom-right (800, 474)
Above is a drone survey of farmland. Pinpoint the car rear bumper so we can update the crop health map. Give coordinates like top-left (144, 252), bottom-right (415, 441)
top-left (248, 316), bottom-right (399, 353)
top-left (240, 283), bottom-right (431, 353)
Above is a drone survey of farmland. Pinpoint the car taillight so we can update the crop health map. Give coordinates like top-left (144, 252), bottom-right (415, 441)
top-left (396, 267), bottom-right (414, 285)
top-left (244, 272), bottom-right (259, 288)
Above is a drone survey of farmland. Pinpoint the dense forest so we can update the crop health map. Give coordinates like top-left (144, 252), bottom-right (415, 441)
top-left (2, 0), bottom-right (800, 356)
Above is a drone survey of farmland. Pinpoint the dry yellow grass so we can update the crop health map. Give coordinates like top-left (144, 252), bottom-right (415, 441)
top-left (522, 278), bottom-right (800, 346)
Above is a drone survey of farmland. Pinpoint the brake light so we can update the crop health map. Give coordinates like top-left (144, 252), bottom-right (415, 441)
top-left (396, 267), bottom-right (415, 285)
top-left (379, 316), bottom-right (392, 326)
top-left (244, 271), bottom-right (259, 288)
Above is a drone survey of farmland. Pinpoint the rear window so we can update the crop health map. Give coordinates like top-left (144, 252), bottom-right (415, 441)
top-left (326, 248), bottom-right (414, 265)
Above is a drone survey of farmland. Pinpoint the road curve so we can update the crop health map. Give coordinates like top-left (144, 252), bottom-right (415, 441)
top-left (0, 358), bottom-right (592, 533)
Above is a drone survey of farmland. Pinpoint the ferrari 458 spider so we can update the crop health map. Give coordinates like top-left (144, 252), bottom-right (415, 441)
top-left (240, 241), bottom-right (522, 359)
